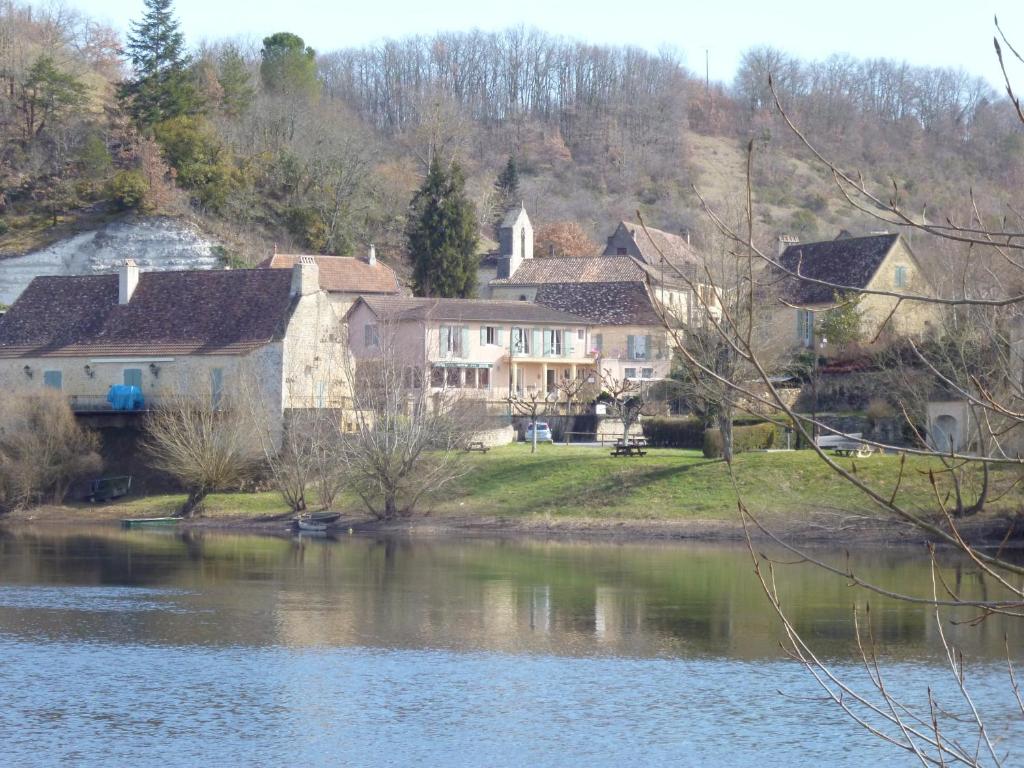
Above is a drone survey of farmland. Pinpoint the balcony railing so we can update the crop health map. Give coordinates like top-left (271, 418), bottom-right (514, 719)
top-left (67, 394), bottom-right (160, 413)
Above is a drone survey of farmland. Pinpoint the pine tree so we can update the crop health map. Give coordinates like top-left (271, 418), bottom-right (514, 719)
top-left (217, 44), bottom-right (255, 117)
top-left (495, 155), bottom-right (520, 204)
top-left (407, 157), bottom-right (479, 298)
top-left (120, 0), bottom-right (198, 130)
top-left (492, 155), bottom-right (520, 234)
top-left (260, 33), bottom-right (319, 101)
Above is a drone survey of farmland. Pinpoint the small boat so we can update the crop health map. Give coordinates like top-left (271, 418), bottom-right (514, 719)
top-left (121, 517), bottom-right (180, 528)
top-left (306, 511), bottom-right (342, 524)
top-left (294, 519), bottom-right (328, 532)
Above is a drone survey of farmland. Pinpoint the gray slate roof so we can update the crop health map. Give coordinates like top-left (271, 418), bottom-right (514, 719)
top-left (778, 234), bottom-right (900, 304)
top-left (613, 221), bottom-right (701, 272)
top-left (534, 282), bottom-right (663, 326)
top-left (0, 269), bottom-right (295, 358)
top-left (490, 256), bottom-right (645, 285)
top-left (356, 296), bottom-right (589, 325)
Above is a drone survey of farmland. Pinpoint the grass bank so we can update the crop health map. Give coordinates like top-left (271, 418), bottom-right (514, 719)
top-left (10, 445), bottom-right (1021, 543)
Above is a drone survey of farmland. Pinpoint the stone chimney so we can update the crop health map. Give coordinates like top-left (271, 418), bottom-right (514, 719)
top-left (118, 259), bottom-right (139, 304)
top-left (777, 234), bottom-right (799, 257)
top-left (290, 255), bottom-right (319, 297)
top-left (367, 243), bottom-right (376, 266)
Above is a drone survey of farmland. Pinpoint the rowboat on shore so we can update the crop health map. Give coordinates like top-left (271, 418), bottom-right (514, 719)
top-left (121, 517), bottom-right (180, 528)
top-left (306, 511), bottom-right (342, 524)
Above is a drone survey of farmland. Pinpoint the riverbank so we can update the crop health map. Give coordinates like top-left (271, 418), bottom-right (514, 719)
top-left (5, 445), bottom-right (1021, 545)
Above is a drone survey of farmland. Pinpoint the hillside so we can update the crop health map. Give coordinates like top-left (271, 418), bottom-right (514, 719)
top-left (1, 1), bottom-right (1021, 277)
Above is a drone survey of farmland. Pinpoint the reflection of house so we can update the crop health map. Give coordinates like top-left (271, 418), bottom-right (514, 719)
top-left (346, 296), bottom-right (593, 400)
top-left (0, 258), bottom-right (345, 435)
top-left (773, 233), bottom-right (940, 348)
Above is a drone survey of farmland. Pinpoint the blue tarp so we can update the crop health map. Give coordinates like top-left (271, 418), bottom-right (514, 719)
top-left (107, 385), bottom-right (144, 411)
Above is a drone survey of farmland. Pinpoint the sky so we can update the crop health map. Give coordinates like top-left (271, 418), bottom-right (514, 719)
top-left (74, 0), bottom-right (1024, 89)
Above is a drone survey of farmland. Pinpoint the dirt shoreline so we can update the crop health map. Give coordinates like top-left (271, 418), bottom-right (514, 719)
top-left (5, 506), bottom-right (1020, 548)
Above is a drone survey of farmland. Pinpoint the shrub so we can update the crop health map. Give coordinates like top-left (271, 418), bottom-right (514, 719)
top-left (702, 422), bottom-right (777, 458)
top-left (642, 417), bottom-right (704, 448)
top-left (109, 170), bottom-right (151, 211)
top-left (0, 391), bottom-right (102, 511)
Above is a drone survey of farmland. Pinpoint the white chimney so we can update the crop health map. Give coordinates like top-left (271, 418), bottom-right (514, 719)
top-left (291, 255), bottom-right (320, 297)
top-left (118, 259), bottom-right (139, 304)
top-left (778, 234), bottom-right (799, 257)
top-left (368, 243), bottom-right (376, 266)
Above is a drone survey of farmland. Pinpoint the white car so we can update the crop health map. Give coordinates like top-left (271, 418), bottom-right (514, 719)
top-left (525, 422), bottom-right (553, 443)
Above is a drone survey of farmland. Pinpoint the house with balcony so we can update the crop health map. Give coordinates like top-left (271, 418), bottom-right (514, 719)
top-left (0, 258), bottom-right (346, 439)
top-left (346, 296), bottom-right (594, 401)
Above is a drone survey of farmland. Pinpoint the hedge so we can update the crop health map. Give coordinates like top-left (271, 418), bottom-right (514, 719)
top-left (702, 423), bottom-right (777, 458)
top-left (641, 417), bottom-right (705, 449)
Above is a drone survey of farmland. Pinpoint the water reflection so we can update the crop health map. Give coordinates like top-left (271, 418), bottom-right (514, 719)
top-left (0, 525), bottom-right (1019, 662)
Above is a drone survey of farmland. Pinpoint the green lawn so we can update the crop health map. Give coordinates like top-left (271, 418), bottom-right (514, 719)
top-left (431, 444), bottom-right (1019, 522)
top-left (55, 444), bottom-right (1020, 524)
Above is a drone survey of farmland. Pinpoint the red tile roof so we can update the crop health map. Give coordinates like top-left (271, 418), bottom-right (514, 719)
top-left (262, 253), bottom-right (400, 295)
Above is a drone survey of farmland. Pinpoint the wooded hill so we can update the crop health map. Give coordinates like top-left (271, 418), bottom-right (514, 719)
top-left (2, 0), bottom-right (1021, 272)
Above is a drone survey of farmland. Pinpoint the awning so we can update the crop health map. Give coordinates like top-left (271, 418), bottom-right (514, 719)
top-left (432, 362), bottom-right (493, 369)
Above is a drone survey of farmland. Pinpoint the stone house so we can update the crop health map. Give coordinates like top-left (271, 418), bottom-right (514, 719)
top-left (346, 296), bottom-right (594, 401)
top-left (773, 233), bottom-right (940, 348)
top-left (0, 258), bottom-right (346, 439)
top-left (260, 247), bottom-right (403, 313)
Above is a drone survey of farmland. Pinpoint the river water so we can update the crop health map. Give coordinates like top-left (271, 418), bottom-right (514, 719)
top-left (0, 526), bottom-right (1020, 766)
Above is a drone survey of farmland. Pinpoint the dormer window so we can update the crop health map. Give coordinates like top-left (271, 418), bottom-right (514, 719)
top-left (894, 265), bottom-right (908, 288)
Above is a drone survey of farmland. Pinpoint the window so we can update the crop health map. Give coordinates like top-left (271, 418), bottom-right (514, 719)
top-left (477, 368), bottom-right (490, 389)
top-left (616, 247), bottom-right (628, 255)
top-left (431, 367), bottom-right (445, 387)
top-left (577, 328), bottom-right (585, 341)
top-left (43, 370), bottom-right (62, 390)
top-left (464, 368), bottom-right (477, 388)
top-left (123, 368), bottom-right (143, 390)
top-left (641, 367), bottom-right (654, 379)
top-left (798, 309), bottom-right (814, 347)
top-left (519, 294), bottom-right (528, 302)
top-left (445, 367), bottom-right (462, 388)
top-left (624, 368), bottom-right (637, 379)
top-left (364, 323), bottom-right (379, 348)
top-left (628, 334), bottom-right (649, 360)
top-left (544, 329), bottom-right (563, 356)
top-left (210, 368), bottom-right (224, 409)
top-left (594, 334), bottom-right (603, 353)
top-left (440, 325), bottom-right (465, 357)
top-left (512, 327), bottom-right (531, 355)
top-left (894, 265), bottom-right (908, 288)
top-left (485, 326), bottom-right (497, 345)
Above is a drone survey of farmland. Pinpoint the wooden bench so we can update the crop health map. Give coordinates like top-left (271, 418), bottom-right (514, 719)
top-left (815, 432), bottom-right (874, 458)
top-left (465, 441), bottom-right (490, 453)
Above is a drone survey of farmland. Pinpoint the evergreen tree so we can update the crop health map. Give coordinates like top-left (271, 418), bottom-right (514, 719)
top-left (492, 154), bottom-right (520, 234)
top-left (260, 33), bottom-right (319, 101)
top-left (495, 155), bottom-right (520, 204)
top-left (217, 44), bottom-right (255, 117)
top-left (120, 0), bottom-right (198, 130)
top-left (407, 156), bottom-right (479, 298)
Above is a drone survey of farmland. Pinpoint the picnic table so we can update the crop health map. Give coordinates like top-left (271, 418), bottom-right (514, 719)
top-left (611, 438), bottom-right (648, 457)
top-left (465, 441), bottom-right (490, 453)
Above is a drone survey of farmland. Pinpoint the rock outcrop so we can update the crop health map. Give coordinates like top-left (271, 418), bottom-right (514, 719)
top-left (0, 217), bottom-right (223, 305)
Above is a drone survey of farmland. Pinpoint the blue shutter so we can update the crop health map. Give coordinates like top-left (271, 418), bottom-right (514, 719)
top-left (439, 326), bottom-right (448, 356)
top-left (480, 326), bottom-right (487, 346)
top-left (566, 330), bottom-right (575, 356)
top-left (497, 328), bottom-right (504, 347)
top-left (542, 329), bottom-right (551, 356)
top-left (43, 370), bottom-right (62, 390)
top-left (644, 335), bottom-right (652, 361)
top-left (594, 333), bottom-right (603, 353)
top-left (626, 335), bottom-right (635, 360)
top-left (531, 329), bottom-right (541, 356)
top-left (461, 327), bottom-right (470, 358)
top-left (124, 368), bottom-right (143, 389)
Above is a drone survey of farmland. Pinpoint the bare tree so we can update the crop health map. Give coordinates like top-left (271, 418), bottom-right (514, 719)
top-left (600, 369), bottom-right (661, 444)
top-left (338, 325), bottom-right (486, 519)
top-left (507, 388), bottom-right (556, 453)
top-left (143, 387), bottom-right (261, 518)
top-left (0, 390), bottom-right (101, 511)
top-left (658, 21), bottom-right (1024, 763)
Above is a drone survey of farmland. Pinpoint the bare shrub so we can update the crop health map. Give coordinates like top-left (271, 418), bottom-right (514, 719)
top-left (0, 390), bottom-right (101, 511)
top-left (143, 390), bottom-right (261, 517)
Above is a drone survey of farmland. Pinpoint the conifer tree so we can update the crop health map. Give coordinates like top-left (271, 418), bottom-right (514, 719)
top-left (120, 0), bottom-right (198, 130)
top-left (407, 156), bottom-right (479, 298)
top-left (492, 155), bottom-right (520, 234)
top-left (260, 33), bottom-right (319, 101)
top-left (217, 44), bottom-right (255, 117)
